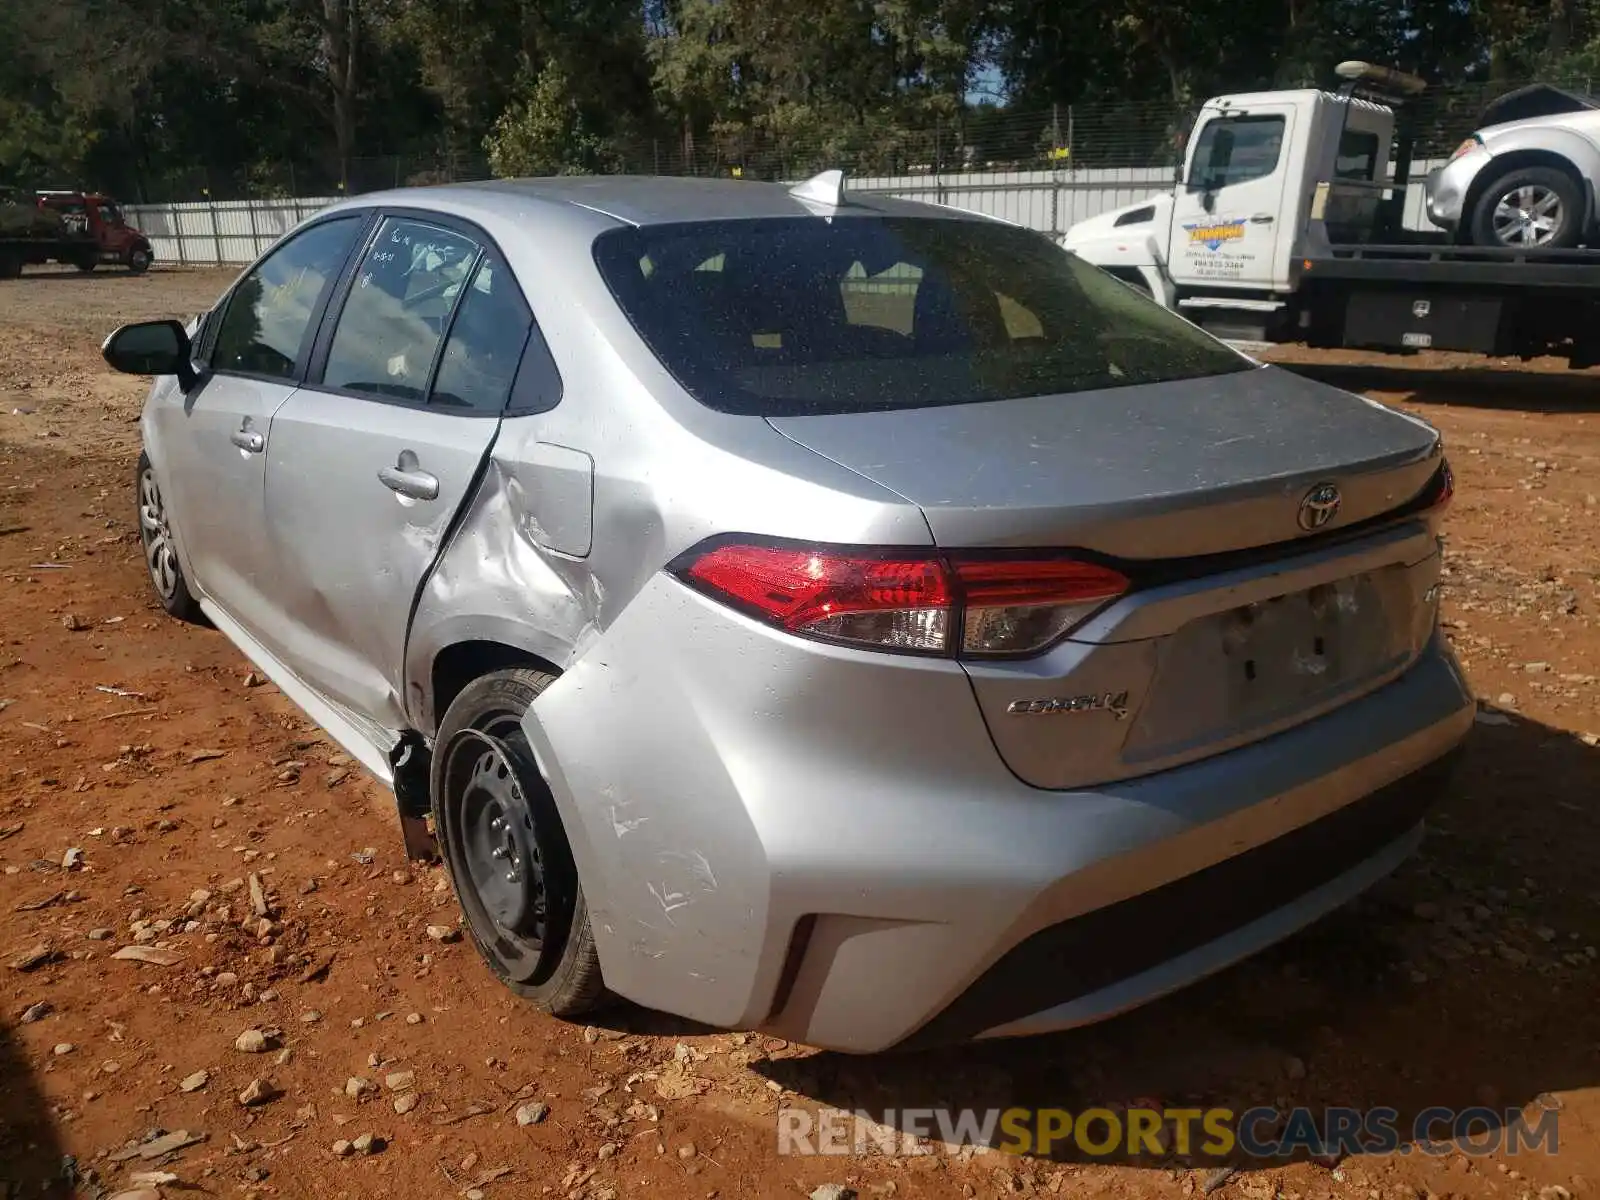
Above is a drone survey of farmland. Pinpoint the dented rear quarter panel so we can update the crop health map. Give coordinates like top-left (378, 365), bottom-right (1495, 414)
top-left (394, 192), bottom-right (936, 1014)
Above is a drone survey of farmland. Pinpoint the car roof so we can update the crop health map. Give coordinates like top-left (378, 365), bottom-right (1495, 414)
top-left (339, 175), bottom-right (992, 229)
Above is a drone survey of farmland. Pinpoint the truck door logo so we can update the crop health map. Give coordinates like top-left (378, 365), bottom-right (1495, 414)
top-left (1412, 300), bottom-right (1431, 318)
top-left (1184, 220), bottom-right (1246, 250)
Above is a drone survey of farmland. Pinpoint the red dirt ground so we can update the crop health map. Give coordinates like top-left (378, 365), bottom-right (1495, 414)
top-left (1, 266), bottom-right (1598, 1200)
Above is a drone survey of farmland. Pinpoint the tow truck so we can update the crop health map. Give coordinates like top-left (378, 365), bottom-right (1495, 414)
top-left (0, 190), bottom-right (153, 279)
top-left (1062, 61), bottom-right (1600, 366)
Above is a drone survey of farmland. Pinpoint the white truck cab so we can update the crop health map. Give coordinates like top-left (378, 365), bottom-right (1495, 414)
top-left (1064, 83), bottom-right (1397, 323)
top-left (1064, 61), bottom-right (1600, 365)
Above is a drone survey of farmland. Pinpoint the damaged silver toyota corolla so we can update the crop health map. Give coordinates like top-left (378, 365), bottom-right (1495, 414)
top-left (103, 172), bottom-right (1472, 1053)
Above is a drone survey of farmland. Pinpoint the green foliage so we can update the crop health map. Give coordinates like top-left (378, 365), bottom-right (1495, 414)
top-left (0, 0), bottom-right (1592, 198)
top-left (485, 62), bottom-right (616, 177)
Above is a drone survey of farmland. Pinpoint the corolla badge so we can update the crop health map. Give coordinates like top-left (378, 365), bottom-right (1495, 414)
top-left (1007, 691), bottom-right (1131, 720)
top-left (1297, 482), bottom-right (1341, 531)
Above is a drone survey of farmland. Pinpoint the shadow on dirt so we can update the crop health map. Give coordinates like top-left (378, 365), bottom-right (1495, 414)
top-left (753, 714), bottom-right (1600, 1172)
top-left (0, 1015), bottom-right (71, 1195)
top-left (3, 269), bottom-right (150, 284)
top-left (1278, 359), bottom-right (1600, 413)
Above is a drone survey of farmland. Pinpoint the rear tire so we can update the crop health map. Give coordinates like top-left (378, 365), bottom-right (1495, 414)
top-left (432, 668), bottom-right (607, 1017)
top-left (75, 253), bottom-right (97, 273)
top-left (0, 253), bottom-right (20, 280)
top-left (1468, 165), bottom-right (1584, 249)
top-left (135, 451), bottom-right (202, 622)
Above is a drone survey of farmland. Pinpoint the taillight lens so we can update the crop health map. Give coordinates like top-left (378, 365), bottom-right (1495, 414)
top-left (1449, 135), bottom-right (1483, 162)
top-left (674, 541), bottom-right (1129, 658)
top-left (954, 558), bottom-right (1131, 656)
top-left (1420, 459), bottom-right (1453, 513)
top-left (681, 544), bottom-right (952, 651)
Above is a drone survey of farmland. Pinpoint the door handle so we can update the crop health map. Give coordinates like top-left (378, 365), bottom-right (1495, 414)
top-left (1249, 213), bottom-right (1275, 224)
top-left (229, 427), bottom-right (264, 453)
top-left (378, 463), bottom-right (440, 501)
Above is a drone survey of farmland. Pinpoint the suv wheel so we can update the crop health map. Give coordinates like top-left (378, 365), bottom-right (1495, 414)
top-left (135, 452), bottom-right (202, 621)
top-left (432, 668), bottom-right (607, 1017)
top-left (1470, 166), bottom-right (1583, 248)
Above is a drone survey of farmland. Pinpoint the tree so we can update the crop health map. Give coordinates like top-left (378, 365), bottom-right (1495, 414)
top-left (485, 60), bottom-right (615, 175)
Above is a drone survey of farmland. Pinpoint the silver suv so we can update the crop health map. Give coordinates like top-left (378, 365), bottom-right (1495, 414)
top-left (104, 175), bottom-right (1472, 1053)
top-left (1426, 83), bottom-right (1600, 248)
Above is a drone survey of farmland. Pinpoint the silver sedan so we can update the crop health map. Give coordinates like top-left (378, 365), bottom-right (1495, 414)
top-left (103, 174), bottom-right (1472, 1053)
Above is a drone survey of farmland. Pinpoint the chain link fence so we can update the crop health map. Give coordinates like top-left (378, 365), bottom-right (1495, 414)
top-left (125, 77), bottom-right (1600, 206)
top-left (120, 75), bottom-right (1598, 264)
top-left (126, 97), bottom-right (1201, 203)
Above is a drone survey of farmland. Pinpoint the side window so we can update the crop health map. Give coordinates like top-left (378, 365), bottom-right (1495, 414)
top-left (1188, 115), bottom-right (1286, 189)
top-left (323, 218), bottom-right (480, 402)
top-left (1335, 130), bottom-right (1381, 180)
top-left (430, 256), bottom-right (532, 414)
top-left (213, 216), bottom-right (364, 380)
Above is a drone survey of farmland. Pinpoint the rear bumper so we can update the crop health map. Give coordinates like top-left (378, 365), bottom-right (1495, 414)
top-left (899, 748), bottom-right (1455, 1048)
top-left (524, 576), bottom-right (1473, 1054)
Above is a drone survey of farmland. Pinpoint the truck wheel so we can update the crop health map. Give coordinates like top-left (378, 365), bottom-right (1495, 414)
top-left (1469, 166), bottom-right (1583, 249)
top-left (431, 668), bottom-right (608, 1018)
top-left (0, 253), bottom-right (20, 280)
top-left (126, 247), bottom-right (151, 274)
top-left (75, 254), bottom-right (97, 273)
top-left (136, 452), bottom-right (202, 622)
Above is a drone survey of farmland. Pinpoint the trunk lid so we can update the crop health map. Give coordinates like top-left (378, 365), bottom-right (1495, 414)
top-left (766, 364), bottom-right (1440, 559)
top-left (769, 365), bottom-right (1447, 790)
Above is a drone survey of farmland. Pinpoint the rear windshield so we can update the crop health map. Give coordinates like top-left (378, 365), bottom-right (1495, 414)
top-left (592, 216), bottom-right (1251, 417)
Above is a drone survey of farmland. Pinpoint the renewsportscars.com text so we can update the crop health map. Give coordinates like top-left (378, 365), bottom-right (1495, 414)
top-left (776, 1105), bottom-right (1560, 1159)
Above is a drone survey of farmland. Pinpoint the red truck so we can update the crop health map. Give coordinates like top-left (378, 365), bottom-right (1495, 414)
top-left (0, 189), bottom-right (154, 279)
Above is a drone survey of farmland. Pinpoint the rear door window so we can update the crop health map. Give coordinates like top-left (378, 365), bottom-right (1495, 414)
top-left (322, 217), bottom-right (480, 403)
top-left (429, 256), bottom-right (533, 414)
top-left (593, 217), bottom-right (1251, 417)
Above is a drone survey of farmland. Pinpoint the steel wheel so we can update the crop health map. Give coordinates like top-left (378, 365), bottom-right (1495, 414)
top-left (437, 724), bottom-right (575, 986)
top-left (430, 668), bottom-right (606, 1015)
top-left (138, 466), bottom-right (180, 602)
top-left (1491, 184), bottom-right (1564, 246)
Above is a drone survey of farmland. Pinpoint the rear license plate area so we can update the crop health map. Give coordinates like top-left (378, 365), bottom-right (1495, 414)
top-left (1123, 568), bottom-right (1419, 763)
top-left (1219, 571), bottom-right (1415, 720)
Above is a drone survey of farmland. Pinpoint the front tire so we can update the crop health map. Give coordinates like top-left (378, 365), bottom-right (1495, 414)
top-left (1469, 165), bottom-right (1583, 248)
top-left (135, 452), bottom-right (202, 622)
top-left (432, 668), bottom-right (607, 1017)
top-left (126, 247), bottom-right (151, 274)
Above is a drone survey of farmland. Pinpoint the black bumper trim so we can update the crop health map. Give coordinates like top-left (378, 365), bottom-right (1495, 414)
top-left (896, 750), bottom-right (1459, 1050)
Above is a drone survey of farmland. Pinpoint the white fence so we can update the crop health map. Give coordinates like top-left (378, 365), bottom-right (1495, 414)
top-left (123, 196), bottom-right (342, 267)
top-left (124, 163), bottom-right (1445, 267)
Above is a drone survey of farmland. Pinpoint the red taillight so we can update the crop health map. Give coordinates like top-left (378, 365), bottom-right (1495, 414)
top-left (1420, 459), bottom-right (1453, 513)
top-left (682, 543), bottom-right (953, 651)
top-left (954, 558), bottom-right (1131, 656)
top-left (675, 541), bottom-right (1129, 657)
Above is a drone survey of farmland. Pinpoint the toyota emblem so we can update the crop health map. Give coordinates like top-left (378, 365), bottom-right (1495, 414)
top-left (1298, 482), bottom-right (1342, 531)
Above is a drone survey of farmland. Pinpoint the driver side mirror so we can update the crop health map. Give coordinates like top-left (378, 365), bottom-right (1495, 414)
top-left (101, 319), bottom-right (198, 390)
